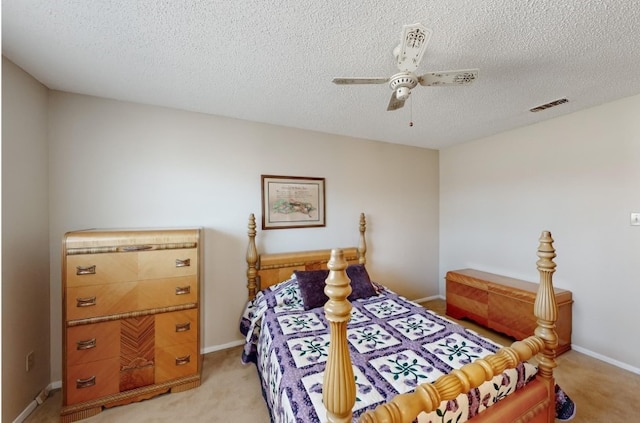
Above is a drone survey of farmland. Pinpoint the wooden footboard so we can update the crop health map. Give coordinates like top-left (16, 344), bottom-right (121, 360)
top-left (322, 231), bottom-right (558, 423)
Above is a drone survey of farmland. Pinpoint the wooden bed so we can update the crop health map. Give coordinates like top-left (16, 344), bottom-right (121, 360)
top-left (244, 213), bottom-right (559, 423)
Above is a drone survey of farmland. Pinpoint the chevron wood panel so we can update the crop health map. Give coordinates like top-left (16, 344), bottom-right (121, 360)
top-left (120, 316), bottom-right (155, 391)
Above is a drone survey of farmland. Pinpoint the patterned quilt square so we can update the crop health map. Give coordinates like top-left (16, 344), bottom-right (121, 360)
top-left (287, 334), bottom-right (331, 368)
top-left (302, 366), bottom-right (385, 421)
top-left (257, 323), bottom-right (272, 374)
top-left (363, 299), bottom-right (410, 318)
top-left (274, 283), bottom-right (305, 313)
top-left (349, 306), bottom-right (371, 325)
top-left (265, 349), bottom-right (283, 407)
top-left (271, 390), bottom-right (296, 423)
top-left (369, 349), bottom-right (446, 394)
top-left (347, 324), bottom-right (401, 353)
top-left (422, 332), bottom-right (490, 367)
top-left (277, 313), bottom-right (325, 335)
top-left (388, 313), bottom-right (445, 340)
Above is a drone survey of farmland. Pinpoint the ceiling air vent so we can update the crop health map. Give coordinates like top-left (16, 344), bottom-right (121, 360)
top-left (529, 98), bottom-right (568, 112)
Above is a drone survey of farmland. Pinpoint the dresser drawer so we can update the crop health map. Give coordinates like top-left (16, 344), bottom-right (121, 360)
top-left (66, 321), bottom-right (120, 366)
top-left (138, 248), bottom-right (198, 280)
top-left (155, 343), bottom-right (198, 383)
top-left (66, 282), bottom-right (137, 320)
top-left (155, 309), bottom-right (198, 348)
top-left (66, 253), bottom-right (138, 287)
top-left (66, 357), bottom-right (120, 404)
top-left (138, 276), bottom-right (198, 310)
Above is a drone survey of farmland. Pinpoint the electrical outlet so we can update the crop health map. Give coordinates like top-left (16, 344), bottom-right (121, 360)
top-left (632, 212), bottom-right (640, 226)
top-left (26, 351), bottom-right (34, 372)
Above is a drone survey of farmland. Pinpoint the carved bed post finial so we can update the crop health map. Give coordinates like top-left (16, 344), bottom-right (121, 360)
top-left (323, 249), bottom-right (356, 423)
top-left (246, 214), bottom-right (258, 300)
top-left (359, 213), bottom-right (367, 265)
top-left (534, 230), bottom-right (558, 380)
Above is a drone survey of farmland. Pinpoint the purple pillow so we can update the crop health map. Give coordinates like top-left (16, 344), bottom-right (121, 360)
top-left (295, 269), bottom-right (330, 310)
top-left (346, 264), bottom-right (377, 301)
top-left (295, 264), bottom-right (377, 310)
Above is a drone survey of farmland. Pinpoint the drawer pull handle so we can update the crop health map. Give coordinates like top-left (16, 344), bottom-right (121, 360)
top-left (76, 296), bottom-right (97, 307)
top-left (76, 338), bottom-right (97, 350)
top-left (175, 258), bottom-right (191, 268)
top-left (76, 265), bottom-right (96, 276)
top-left (122, 245), bottom-right (153, 251)
top-left (175, 322), bottom-right (191, 332)
top-left (175, 286), bottom-right (191, 295)
top-left (175, 355), bottom-right (191, 366)
top-left (76, 376), bottom-right (96, 389)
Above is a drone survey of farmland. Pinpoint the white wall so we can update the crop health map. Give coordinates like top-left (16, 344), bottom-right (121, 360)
top-left (2, 57), bottom-right (51, 422)
top-left (47, 91), bottom-right (440, 381)
top-left (440, 93), bottom-right (640, 371)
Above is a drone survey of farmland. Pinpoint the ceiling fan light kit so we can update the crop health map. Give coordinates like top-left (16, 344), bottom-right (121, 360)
top-left (389, 73), bottom-right (418, 100)
top-left (333, 23), bottom-right (479, 112)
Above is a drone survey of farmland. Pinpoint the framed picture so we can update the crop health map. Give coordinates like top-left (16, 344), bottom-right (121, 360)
top-left (261, 175), bottom-right (326, 229)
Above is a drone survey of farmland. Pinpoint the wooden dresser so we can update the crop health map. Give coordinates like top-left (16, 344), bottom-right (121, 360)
top-left (61, 228), bottom-right (202, 422)
top-left (445, 268), bottom-right (572, 354)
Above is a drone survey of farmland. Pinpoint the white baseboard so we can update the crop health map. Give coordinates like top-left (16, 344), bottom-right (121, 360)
top-left (412, 294), bottom-right (445, 304)
top-left (571, 344), bottom-right (640, 375)
top-left (12, 401), bottom-right (37, 423)
top-left (13, 381), bottom-right (60, 423)
top-left (202, 339), bottom-right (244, 355)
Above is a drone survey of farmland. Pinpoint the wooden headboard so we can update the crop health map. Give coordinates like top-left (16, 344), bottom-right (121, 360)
top-left (245, 213), bottom-right (367, 299)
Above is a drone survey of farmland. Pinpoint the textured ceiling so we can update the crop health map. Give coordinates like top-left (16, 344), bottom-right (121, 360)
top-left (3, 1), bottom-right (640, 149)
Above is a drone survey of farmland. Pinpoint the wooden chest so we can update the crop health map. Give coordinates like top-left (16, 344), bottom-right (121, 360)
top-left (61, 228), bottom-right (202, 422)
top-left (445, 269), bottom-right (572, 355)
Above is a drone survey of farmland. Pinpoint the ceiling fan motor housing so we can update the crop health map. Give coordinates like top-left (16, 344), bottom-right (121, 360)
top-left (389, 72), bottom-right (418, 100)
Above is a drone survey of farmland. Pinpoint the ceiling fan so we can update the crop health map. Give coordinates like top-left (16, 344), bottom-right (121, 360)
top-left (332, 23), bottom-right (479, 111)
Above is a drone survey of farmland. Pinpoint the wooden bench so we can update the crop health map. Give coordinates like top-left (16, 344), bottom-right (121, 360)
top-left (445, 268), bottom-right (573, 354)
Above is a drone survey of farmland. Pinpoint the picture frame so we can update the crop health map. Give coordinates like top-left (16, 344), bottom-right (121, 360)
top-left (261, 175), bottom-right (326, 230)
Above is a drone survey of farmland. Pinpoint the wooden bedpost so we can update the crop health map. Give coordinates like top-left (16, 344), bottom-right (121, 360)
top-left (533, 231), bottom-right (559, 421)
top-left (246, 214), bottom-right (258, 300)
top-left (358, 213), bottom-right (367, 265)
top-left (323, 249), bottom-right (356, 423)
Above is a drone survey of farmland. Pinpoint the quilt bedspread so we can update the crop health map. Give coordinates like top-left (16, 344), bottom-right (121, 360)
top-left (240, 279), bottom-right (538, 423)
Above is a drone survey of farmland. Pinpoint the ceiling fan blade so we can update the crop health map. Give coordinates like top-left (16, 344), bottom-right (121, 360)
top-left (332, 77), bottom-right (389, 85)
top-left (387, 92), bottom-right (405, 111)
top-left (418, 69), bottom-right (479, 86)
top-left (396, 23), bottom-right (432, 72)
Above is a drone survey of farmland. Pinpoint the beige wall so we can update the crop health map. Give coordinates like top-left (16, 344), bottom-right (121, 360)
top-left (440, 93), bottom-right (640, 371)
top-left (2, 57), bottom-right (51, 421)
top-left (46, 91), bottom-right (440, 382)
